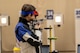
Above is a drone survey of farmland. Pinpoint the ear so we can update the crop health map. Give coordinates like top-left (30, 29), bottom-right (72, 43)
top-left (27, 14), bottom-right (32, 19)
top-left (28, 14), bottom-right (32, 16)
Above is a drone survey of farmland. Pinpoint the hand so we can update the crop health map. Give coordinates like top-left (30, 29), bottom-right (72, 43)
top-left (34, 23), bottom-right (41, 29)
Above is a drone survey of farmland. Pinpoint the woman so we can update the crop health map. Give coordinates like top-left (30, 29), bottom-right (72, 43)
top-left (15, 4), bottom-right (41, 53)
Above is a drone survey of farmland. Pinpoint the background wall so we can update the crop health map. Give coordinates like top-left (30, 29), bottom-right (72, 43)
top-left (0, 0), bottom-right (80, 53)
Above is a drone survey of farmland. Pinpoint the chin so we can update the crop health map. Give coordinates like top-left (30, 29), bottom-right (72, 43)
top-left (30, 19), bottom-right (34, 21)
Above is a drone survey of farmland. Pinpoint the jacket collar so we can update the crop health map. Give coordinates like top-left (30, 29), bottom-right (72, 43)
top-left (19, 17), bottom-right (30, 26)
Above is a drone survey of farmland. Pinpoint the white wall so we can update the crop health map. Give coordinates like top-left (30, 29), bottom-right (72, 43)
top-left (75, 17), bottom-right (80, 53)
top-left (0, 27), bottom-right (2, 53)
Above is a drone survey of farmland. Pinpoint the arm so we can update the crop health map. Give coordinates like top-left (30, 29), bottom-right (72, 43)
top-left (18, 26), bottom-right (41, 46)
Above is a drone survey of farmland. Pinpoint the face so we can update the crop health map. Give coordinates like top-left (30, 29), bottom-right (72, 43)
top-left (30, 14), bottom-right (35, 21)
top-left (25, 14), bottom-right (35, 21)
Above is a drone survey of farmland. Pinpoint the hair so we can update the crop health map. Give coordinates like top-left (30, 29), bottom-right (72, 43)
top-left (21, 4), bottom-right (36, 17)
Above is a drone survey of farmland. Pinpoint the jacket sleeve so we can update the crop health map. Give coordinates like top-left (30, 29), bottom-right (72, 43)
top-left (18, 26), bottom-right (41, 46)
top-left (18, 26), bottom-right (38, 41)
